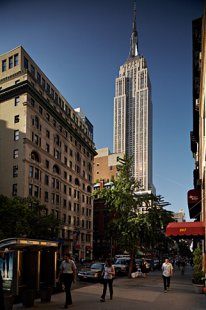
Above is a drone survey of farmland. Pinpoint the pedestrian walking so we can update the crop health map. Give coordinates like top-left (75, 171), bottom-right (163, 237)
top-left (100, 258), bottom-right (115, 302)
top-left (161, 257), bottom-right (173, 292)
top-left (141, 260), bottom-right (149, 278)
top-left (57, 253), bottom-right (77, 309)
top-left (180, 259), bottom-right (186, 275)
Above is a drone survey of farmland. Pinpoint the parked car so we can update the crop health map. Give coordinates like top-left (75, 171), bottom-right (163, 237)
top-left (113, 258), bottom-right (133, 275)
top-left (78, 262), bottom-right (105, 281)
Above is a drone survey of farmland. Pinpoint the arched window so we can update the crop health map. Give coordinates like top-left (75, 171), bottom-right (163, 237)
top-left (31, 151), bottom-right (40, 162)
top-left (75, 178), bottom-right (80, 186)
top-left (87, 185), bottom-right (91, 193)
top-left (53, 164), bottom-right (60, 174)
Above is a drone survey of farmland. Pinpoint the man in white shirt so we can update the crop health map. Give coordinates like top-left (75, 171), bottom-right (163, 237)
top-left (161, 258), bottom-right (173, 292)
top-left (57, 253), bottom-right (77, 308)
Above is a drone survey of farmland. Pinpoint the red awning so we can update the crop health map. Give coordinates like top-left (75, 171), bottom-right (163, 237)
top-left (166, 221), bottom-right (205, 237)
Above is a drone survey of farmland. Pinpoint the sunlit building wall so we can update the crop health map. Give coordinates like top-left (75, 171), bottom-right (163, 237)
top-left (0, 46), bottom-right (96, 259)
top-left (113, 5), bottom-right (154, 193)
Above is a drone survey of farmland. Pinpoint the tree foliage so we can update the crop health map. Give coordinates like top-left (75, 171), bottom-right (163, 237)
top-left (0, 195), bottom-right (61, 240)
top-left (193, 246), bottom-right (204, 284)
top-left (93, 156), bottom-right (174, 274)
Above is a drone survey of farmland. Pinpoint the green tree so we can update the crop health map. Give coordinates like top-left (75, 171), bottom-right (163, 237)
top-left (141, 195), bottom-right (174, 253)
top-left (93, 156), bottom-right (173, 276)
top-left (0, 195), bottom-right (60, 239)
top-left (193, 246), bottom-right (204, 284)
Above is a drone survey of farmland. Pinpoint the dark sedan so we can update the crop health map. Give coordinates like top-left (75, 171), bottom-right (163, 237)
top-left (77, 262), bottom-right (105, 281)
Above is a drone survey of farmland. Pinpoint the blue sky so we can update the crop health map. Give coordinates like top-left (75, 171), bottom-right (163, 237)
top-left (0, 0), bottom-right (204, 219)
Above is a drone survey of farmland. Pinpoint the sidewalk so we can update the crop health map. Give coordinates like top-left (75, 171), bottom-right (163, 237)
top-left (13, 266), bottom-right (205, 310)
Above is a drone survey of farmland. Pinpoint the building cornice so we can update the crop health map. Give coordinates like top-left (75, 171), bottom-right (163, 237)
top-left (0, 80), bottom-right (97, 156)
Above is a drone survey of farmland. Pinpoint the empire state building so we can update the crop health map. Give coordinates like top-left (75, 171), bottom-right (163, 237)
top-left (113, 3), bottom-right (154, 192)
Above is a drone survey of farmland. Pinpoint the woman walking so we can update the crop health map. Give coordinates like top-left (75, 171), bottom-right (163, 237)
top-left (100, 258), bottom-right (115, 302)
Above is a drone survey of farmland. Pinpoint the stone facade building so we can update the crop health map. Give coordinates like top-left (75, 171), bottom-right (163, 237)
top-left (0, 46), bottom-right (96, 258)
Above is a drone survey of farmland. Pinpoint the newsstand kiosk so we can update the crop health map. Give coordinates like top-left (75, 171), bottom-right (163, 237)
top-left (0, 238), bottom-right (59, 305)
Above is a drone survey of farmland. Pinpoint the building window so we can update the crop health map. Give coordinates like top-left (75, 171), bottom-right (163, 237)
top-left (32, 133), bottom-right (39, 145)
top-left (45, 160), bottom-right (49, 169)
top-left (29, 184), bottom-right (33, 196)
top-left (30, 98), bottom-right (35, 107)
top-left (55, 194), bottom-right (59, 205)
top-left (12, 184), bottom-right (17, 196)
top-left (14, 130), bottom-right (19, 141)
top-left (44, 191), bottom-right (49, 202)
top-left (46, 113), bottom-right (50, 121)
top-left (37, 72), bottom-right (41, 84)
top-left (14, 115), bottom-right (20, 123)
top-left (9, 56), bottom-right (13, 69)
top-left (13, 165), bottom-right (18, 177)
top-left (42, 78), bottom-right (45, 89)
top-left (14, 96), bottom-right (20, 106)
top-left (2, 59), bottom-right (6, 72)
top-left (31, 151), bottom-right (40, 162)
top-left (46, 129), bottom-right (50, 138)
top-left (34, 168), bottom-right (40, 179)
top-left (46, 83), bottom-right (50, 94)
top-left (13, 149), bottom-right (19, 158)
top-left (29, 166), bottom-right (33, 178)
top-left (64, 184), bottom-right (67, 194)
top-left (24, 57), bottom-right (28, 69)
top-left (14, 54), bottom-right (19, 66)
top-left (39, 106), bottom-right (43, 114)
top-left (34, 185), bottom-right (39, 198)
top-left (46, 143), bottom-right (50, 153)
top-left (31, 64), bottom-right (35, 76)
top-left (56, 179), bottom-right (60, 190)
top-left (54, 149), bottom-right (61, 160)
top-left (55, 93), bottom-right (58, 103)
top-left (45, 174), bottom-right (49, 185)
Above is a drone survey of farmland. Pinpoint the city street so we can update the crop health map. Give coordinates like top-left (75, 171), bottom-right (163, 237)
top-left (13, 266), bottom-right (205, 310)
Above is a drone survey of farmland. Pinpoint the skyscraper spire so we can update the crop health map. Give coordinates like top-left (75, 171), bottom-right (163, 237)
top-left (129, 0), bottom-right (139, 58)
